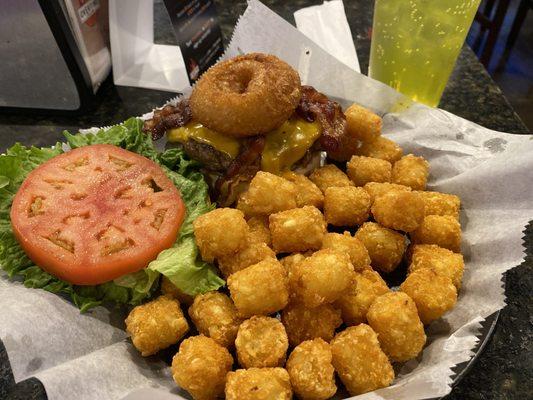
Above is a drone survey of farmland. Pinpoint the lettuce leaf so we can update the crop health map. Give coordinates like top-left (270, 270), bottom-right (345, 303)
top-left (0, 118), bottom-right (224, 312)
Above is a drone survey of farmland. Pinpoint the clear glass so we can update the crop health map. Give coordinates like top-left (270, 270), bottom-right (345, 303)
top-left (369, 0), bottom-right (481, 107)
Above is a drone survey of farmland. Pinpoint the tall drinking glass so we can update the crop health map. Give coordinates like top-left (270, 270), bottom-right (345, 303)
top-left (369, 0), bottom-right (481, 107)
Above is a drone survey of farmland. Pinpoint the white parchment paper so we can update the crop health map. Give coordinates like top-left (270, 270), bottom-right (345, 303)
top-left (1, 1), bottom-right (531, 399)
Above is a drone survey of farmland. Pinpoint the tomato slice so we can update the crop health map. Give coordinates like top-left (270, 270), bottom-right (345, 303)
top-left (10, 144), bottom-right (185, 285)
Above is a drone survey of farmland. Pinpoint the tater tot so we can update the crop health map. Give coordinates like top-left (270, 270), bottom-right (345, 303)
top-left (408, 244), bottom-right (464, 289)
top-left (371, 191), bottom-right (425, 232)
top-left (345, 103), bottom-right (382, 142)
top-left (321, 232), bottom-right (370, 271)
top-left (363, 181), bottom-right (412, 203)
top-left (356, 136), bottom-right (403, 163)
top-left (282, 171), bottom-right (324, 208)
top-left (218, 238), bottom-right (276, 278)
top-left (281, 303), bottom-right (342, 346)
top-left (225, 368), bottom-right (292, 400)
top-left (289, 249), bottom-right (354, 308)
top-left (335, 269), bottom-right (390, 326)
top-left (286, 339), bottom-right (337, 400)
top-left (126, 295), bottom-right (189, 356)
top-left (416, 191), bottom-right (461, 220)
top-left (193, 208), bottom-right (249, 262)
top-left (410, 215), bottom-right (461, 252)
top-left (161, 276), bottom-right (194, 306)
top-left (330, 324), bottom-right (394, 395)
top-left (269, 206), bottom-right (326, 253)
top-left (171, 335), bottom-right (233, 400)
top-left (309, 164), bottom-right (354, 193)
top-left (237, 171), bottom-right (297, 216)
top-left (400, 269), bottom-right (457, 324)
top-left (235, 316), bottom-right (289, 368)
top-left (188, 292), bottom-right (242, 348)
top-left (324, 186), bottom-right (371, 226)
top-left (367, 292), bottom-right (426, 362)
top-left (354, 222), bottom-right (406, 273)
top-left (392, 154), bottom-right (429, 190)
top-left (280, 253), bottom-right (308, 270)
top-left (227, 258), bottom-right (289, 317)
top-left (347, 156), bottom-right (392, 186)
top-left (247, 216), bottom-right (272, 245)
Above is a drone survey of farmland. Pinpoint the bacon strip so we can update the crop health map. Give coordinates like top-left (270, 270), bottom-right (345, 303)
top-left (143, 101), bottom-right (192, 140)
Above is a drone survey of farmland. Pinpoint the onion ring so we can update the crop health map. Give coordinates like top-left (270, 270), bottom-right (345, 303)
top-left (190, 53), bottom-right (302, 137)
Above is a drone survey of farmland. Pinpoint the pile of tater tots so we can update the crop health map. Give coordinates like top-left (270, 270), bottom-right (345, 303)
top-left (125, 104), bottom-right (464, 400)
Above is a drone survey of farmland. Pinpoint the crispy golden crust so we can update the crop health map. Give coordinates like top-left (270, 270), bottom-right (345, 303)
top-left (190, 53), bottom-right (301, 137)
top-left (324, 186), bottom-right (371, 226)
top-left (392, 154), bottom-right (430, 190)
top-left (355, 136), bottom-right (403, 163)
top-left (346, 156), bottom-right (392, 186)
top-left (354, 222), bottom-right (406, 273)
top-left (416, 191), bottom-right (461, 220)
top-left (371, 191), bottom-right (425, 232)
top-left (282, 171), bottom-right (324, 209)
top-left (246, 216), bottom-right (272, 245)
top-left (309, 164), bottom-right (354, 193)
top-left (125, 295), bottom-right (189, 356)
top-left (217, 237), bottom-right (276, 278)
top-left (188, 292), bottom-right (242, 348)
top-left (286, 339), bottom-right (337, 400)
top-left (363, 181), bottom-right (412, 203)
top-left (410, 215), bottom-right (462, 252)
top-left (235, 316), bottom-right (288, 368)
top-left (400, 268), bottom-right (457, 324)
top-left (330, 324), bottom-right (394, 395)
top-left (225, 368), bottom-right (292, 400)
top-left (281, 303), bottom-right (342, 346)
top-left (269, 206), bottom-right (326, 253)
top-left (321, 232), bottom-right (370, 271)
top-left (345, 104), bottom-right (382, 142)
top-left (171, 335), bottom-right (233, 400)
top-left (408, 244), bottom-right (464, 289)
top-left (367, 292), bottom-right (426, 362)
top-left (227, 258), bottom-right (289, 317)
top-left (335, 269), bottom-right (390, 326)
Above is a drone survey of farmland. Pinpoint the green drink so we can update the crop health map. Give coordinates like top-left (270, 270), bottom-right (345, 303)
top-left (369, 0), bottom-right (481, 107)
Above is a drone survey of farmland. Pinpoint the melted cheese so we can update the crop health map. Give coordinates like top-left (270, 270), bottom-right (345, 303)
top-left (261, 117), bottom-right (321, 174)
top-left (167, 122), bottom-right (241, 158)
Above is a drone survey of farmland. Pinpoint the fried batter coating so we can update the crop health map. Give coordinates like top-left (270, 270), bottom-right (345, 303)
top-left (356, 136), bottom-right (403, 163)
top-left (289, 249), bottom-right (354, 308)
top-left (225, 368), bottom-right (292, 400)
top-left (193, 208), bottom-right (249, 262)
top-left (367, 292), bottom-right (426, 362)
top-left (408, 244), bottom-right (464, 289)
top-left (410, 215), bottom-right (461, 252)
top-left (335, 268), bottom-right (390, 326)
top-left (400, 268), bottom-right (458, 324)
top-left (171, 335), bottom-right (233, 400)
top-left (282, 171), bottom-right (324, 208)
top-left (218, 237), bottom-right (276, 278)
top-left (345, 103), bottom-right (382, 143)
top-left (188, 291), bottom-right (242, 348)
top-left (363, 181), bottom-right (412, 203)
top-left (324, 186), bottom-right (371, 226)
top-left (309, 164), bottom-right (354, 193)
top-left (126, 295), bottom-right (189, 356)
top-left (330, 324), bottom-right (394, 395)
top-left (161, 276), bottom-right (194, 305)
top-left (416, 190), bottom-right (461, 220)
top-left (371, 191), bottom-right (425, 232)
top-left (286, 338), bottom-right (337, 400)
top-left (392, 154), bottom-right (430, 190)
top-left (235, 316), bottom-right (289, 368)
top-left (237, 171), bottom-right (297, 216)
top-left (227, 258), bottom-right (289, 317)
top-left (354, 222), bottom-right (406, 273)
top-left (269, 206), bottom-right (326, 253)
top-left (321, 232), bottom-right (370, 271)
top-left (281, 303), bottom-right (342, 346)
top-left (280, 253), bottom-right (308, 270)
top-left (247, 216), bottom-right (272, 246)
top-left (347, 156), bottom-right (392, 186)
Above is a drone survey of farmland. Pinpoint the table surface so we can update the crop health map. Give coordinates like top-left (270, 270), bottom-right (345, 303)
top-left (1, 1), bottom-right (531, 399)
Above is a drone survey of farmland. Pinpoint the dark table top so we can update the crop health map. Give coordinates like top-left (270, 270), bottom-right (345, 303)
top-left (1, 1), bottom-right (531, 400)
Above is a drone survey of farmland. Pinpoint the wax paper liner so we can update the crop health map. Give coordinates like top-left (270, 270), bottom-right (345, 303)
top-left (1, 1), bottom-right (531, 399)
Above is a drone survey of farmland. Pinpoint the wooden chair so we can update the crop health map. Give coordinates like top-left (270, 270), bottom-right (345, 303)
top-left (473, 0), bottom-right (511, 67)
top-left (499, 0), bottom-right (532, 66)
